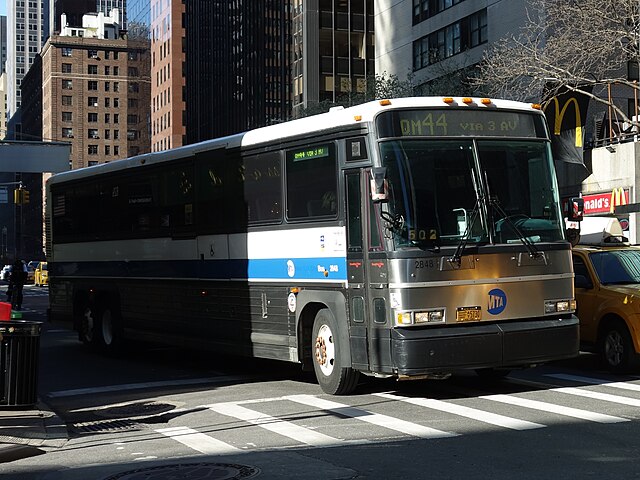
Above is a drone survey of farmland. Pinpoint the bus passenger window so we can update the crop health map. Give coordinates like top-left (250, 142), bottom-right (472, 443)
top-left (286, 143), bottom-right (337, 220)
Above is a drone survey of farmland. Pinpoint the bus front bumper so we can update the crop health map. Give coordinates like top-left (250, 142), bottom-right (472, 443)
top-left (391, 316), bottom-right (579, 376)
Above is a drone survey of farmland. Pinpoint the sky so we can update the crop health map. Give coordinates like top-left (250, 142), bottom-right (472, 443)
top-left (0, 1), bottom-right (5, 17)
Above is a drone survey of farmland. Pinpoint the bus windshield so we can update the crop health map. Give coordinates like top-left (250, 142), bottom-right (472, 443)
top-left (378, 139), bottom-right (564, 248)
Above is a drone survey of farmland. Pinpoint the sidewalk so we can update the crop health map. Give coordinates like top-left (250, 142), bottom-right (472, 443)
top-left (0, 400), bottom-right (68, 463)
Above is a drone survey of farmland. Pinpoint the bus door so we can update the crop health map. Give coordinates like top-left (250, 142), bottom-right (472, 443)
top-left (345, 169), bottom-right (387, 372)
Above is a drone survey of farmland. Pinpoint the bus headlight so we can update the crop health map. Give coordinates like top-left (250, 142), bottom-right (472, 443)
top-left (395, 309), bottom-right (445, 326)
top-left (544, 299), bottom-right (576, 314)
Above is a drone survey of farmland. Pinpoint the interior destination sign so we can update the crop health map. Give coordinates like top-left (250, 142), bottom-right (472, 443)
top-left (376, 109), bottom-right (544, 138)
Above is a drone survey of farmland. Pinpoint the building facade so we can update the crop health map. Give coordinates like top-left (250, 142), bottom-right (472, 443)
top-left (292, 0), bottom-right (375, 117)
top-left (38, 9), bottom-right (150, 168)
top-left (50, 0), bottom-right (96, 33)
top-left (1, 15), bottom-right (7, 74)
top-left (96, 0), bottom-right (127, 29)
top-left (375, 0), bottom-right (528, 93)
top-left (150, 0), bottom-right (185, 152)
top-left (6, 0), bottom-right (50, 135)
top-left (183, 1), bottom-right (291, 142)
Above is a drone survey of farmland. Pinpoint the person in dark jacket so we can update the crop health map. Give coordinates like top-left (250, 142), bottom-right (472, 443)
top-left (8, 259), bottom-right (27, 310)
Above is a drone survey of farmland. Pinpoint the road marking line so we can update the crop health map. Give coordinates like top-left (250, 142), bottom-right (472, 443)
top-left (156, 426), bottom-right (239, 454)
top-left (546, 373), bottom-right (640, 392)
top-left (553, 387), bottom-right (640, 407)
top-left (208, 403), bottom-right (340, 447)
top-left (375, 392), bottom-right (544, 431)
top-left (285, 394), bottom-right (457, 439)
top-left (480, 394), bottom-right (628, 424)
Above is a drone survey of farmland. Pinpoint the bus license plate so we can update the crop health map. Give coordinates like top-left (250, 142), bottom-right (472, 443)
top-left (456, 307), bottom-right (481, 322)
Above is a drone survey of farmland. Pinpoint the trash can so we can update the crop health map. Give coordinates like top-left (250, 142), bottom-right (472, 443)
top-left (0, 320), bottom-right (41, 407)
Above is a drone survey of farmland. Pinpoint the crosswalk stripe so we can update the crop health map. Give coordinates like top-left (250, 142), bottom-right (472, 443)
top-left (374, 392), bottom-right (544, 431)
top-left (546, 373), bottom-right (640, 392)
top-left (286, 394), bottom-right (457, 439)
top-left (553, 387), bottom-right (640, 407)
top-left (480, 394), bottom-right (628, 424)
top-left (156, 426), bottom-right (239, 454)
top-left (208, 402), bottom-right (340, 447)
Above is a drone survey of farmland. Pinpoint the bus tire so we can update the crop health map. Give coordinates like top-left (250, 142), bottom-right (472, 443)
top-left (599, 320), bottom-right (638, 373)
top-left (312, 308), bottom-right (359, 395)
top-left (78, 302), bottom-right (98, 347)
top-left (95, 304), bottom-right (123, 354)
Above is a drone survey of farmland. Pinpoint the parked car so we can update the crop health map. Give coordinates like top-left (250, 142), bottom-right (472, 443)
top-left (34, 262), bottom-right (48, 287)
top-left (572, 217), bottom-right (640, 372)
top-left (1, 265), bottom-right (11, 282)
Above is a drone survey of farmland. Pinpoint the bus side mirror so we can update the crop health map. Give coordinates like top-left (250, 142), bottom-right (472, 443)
top-left (567, 197), bottom-right (584, 222)
top-left (371, 167), bottom-right (388, 203)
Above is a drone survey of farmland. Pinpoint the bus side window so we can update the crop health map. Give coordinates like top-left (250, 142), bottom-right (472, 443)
top-left (346, 172), bottom-right (362, 251)
top-left (285, 143), bottom-right (337, 220)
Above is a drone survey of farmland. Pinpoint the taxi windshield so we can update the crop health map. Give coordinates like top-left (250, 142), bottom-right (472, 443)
top-left (589, 250), bottom-right (640, 285)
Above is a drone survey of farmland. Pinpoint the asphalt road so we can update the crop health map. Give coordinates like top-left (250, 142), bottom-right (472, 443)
top-left (2, 286), bottom-right (640, 479)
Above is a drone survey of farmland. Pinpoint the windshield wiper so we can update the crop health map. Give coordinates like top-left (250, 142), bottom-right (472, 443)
top-left (490, 196), bottom-right (541, 258)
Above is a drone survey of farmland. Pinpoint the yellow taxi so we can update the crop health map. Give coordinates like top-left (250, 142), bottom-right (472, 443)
top-left (34, 261), bottom-right (48, 287)
top-left (572, 218), bottom-right (640, 372)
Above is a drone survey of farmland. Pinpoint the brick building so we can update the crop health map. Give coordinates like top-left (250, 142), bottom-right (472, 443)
top-left (37, 9), bottom-right (150, 168)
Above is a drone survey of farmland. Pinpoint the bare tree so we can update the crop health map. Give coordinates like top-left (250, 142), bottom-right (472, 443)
top-left (471, 0), bottom-right (640, 125)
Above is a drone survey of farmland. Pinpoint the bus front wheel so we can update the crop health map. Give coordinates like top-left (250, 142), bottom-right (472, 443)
top-left (312, 308), bottom-right (359, 395)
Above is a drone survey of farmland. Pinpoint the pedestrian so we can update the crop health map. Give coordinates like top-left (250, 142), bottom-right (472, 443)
top-left (8, 259), bottom-right (27, 310)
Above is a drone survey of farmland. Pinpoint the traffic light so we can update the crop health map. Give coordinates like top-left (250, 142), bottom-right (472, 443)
top-left (13, 188), bottom-right (22, 205)
top-left (13, 188), bottom-right (29, 205)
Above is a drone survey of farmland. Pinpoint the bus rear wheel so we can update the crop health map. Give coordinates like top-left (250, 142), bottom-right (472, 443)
top-left (312, 308), bottom-right (359, 395)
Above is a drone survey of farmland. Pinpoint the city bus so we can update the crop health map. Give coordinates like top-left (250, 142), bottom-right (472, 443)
top-left (46, 97), bottom-right (579, 395)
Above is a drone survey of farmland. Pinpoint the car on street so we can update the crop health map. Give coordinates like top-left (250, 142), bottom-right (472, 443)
top-left (572, 217), bottom-right (640, 372)
top-left (34, 261), bottom-right (48, 287)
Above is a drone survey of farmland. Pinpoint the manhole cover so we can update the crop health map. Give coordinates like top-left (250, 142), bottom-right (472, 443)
top-left (96, 401), bottom-right (177, 419)
top-left (104, 463), bottom-right (260, 479)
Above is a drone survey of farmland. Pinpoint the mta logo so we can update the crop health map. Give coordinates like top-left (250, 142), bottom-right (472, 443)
top-left (488, 289), bottom-right (507, 315)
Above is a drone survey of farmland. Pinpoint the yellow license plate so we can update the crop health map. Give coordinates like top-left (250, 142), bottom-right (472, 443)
top-left (456, 307), bottom-right (481, 322)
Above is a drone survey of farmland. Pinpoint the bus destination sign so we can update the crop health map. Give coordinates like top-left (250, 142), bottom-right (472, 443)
top-left (376, 109), bottom-right (542, 138)
top-left (292, 145), bottom-right (330, 161)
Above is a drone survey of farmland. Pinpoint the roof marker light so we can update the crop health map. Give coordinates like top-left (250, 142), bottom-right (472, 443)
top-left (531, 103), bottom-right (542, 110)
top-left (354, 115), bottom-right (362, 122)
top-left (443, 97), bottom-right (454, 104)
top-left (481, 98), bottom-right (492, 105)
top-left (379, 99), bottom-right (392, 106)
top-left (462, 97), bottom-right (473, 104)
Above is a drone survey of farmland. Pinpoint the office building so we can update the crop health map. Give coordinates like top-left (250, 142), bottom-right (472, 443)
top-left (375, 0), bottom-right (528, 93)
top-left (183, 1), bottom-right (291, 142)
top-left (96, 0), bottom-right (126, 29)
top-left (1, 15), bottom-right (7, 74)
top-left (36, 9), bottom-right (150, 168)
top-left (292, 0), bottom-right (375, 117)
top-left (6, 0), bottom-right (50, 137)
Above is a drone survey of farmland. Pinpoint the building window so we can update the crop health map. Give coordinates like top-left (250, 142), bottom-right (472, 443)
top-left (105, 81), bottom-right (111, 91)
top-left (88, 49), bottom-right (98, 59)
top-left (88, 145), bottom-right (98, 155)
top-left (88, 96), bottom-right (98, 107)
top-left (61, 63), bottom-right (72, 73)
top-left (114, 98), bottom-right (119, 108)
top-left (88, 65), bottom-right (98, 74)
top-left (104, 66), bottom-right (110, 75)
top-left (114, 146), bottom-right (119, 156)
top-left (105, 145), bottom-right (111, 155)
top-left (62, 127), bottom-right (73, 138)
top-left (88, 80), bottom-right (98, 90)
top-left (114, 130), bottom-right (119, 139)
top-left (105, 113), bottom-right (111, 123)
top-left (105, 98), bottom-right (111, 108)
top-left (114, 114), bottom-right (120, 124)
top-left (413, 0), bottom-right (465, 25)
top-left (412, 8), bottom-right (487, 70)
top-left (113, 66), bottom-right (119, 76)
top-left (105, 129), bottom-right (111, 139)
top-left (113, 82), bottom-right (119, 92)
top-left (88, 128), bottom-right (99, 139)
top-left (104, 51), bottom-right (110, 59)
top-left (127, 114), bottom-right (138, 125)
top-left (61, 47), bottom-right (72, 56)
top-left (88, 112), bottom-right (98, 122)
top-left (62, 112), bottom-right (72, 122)
top-left (62, 79), bottom-right (72, 89)
top-left (128, 82), bottom-right (140, 93)
top-left (62, 95), bottom-right (72, 106)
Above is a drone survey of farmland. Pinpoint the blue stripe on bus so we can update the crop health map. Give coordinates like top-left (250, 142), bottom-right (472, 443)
top-left (50, 257), bottom-right (348, 281)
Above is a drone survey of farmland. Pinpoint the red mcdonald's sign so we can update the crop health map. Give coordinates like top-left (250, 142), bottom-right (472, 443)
top-left (581, 188), bottom-right (629, 215)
